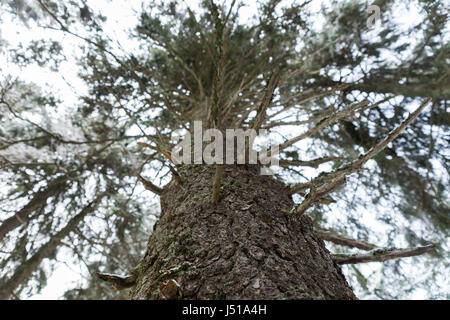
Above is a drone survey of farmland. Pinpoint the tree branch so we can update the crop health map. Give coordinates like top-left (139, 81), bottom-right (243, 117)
top-left (279, 156), bottom-right (342, 169)
top-left (137, 174), bottom-right (163, 195)
top-left (0, 175), bottom-right (69, 242)
top-left (316, 229), bottom-right (377, 251)
top-left (0, 194), bottom-right (105, 299)
top-left (274, 100), bottom-right (371, 156)
top-left (293, 98), bottom-right (432, 214)
top-left (211, 164), bottom-right (224, 204)
top-left (333, 245), bottom-right (435, 265)
top-left (252, 69), bottom-right (280, 131)
top-left (96, 272), bottom-right (136, 290)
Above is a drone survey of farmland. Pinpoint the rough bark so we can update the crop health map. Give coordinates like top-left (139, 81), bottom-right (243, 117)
top-left (130, 165), bottom-right (356, 300)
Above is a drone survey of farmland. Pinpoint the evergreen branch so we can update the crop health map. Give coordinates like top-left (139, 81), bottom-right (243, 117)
top-left (252, 69), bottom-right (280, 131)
top-left (316, 74), bottom-right (450, 101)
top-left (267, 84), bottom-right (349, 120)
top-left (292, 97), bottom-right (432, 211)
top-left (0, 193), bottom-right (105, 299)
top-left (333, 245), bottom-right (435, 265)
top-left (275, 100), bottom-right (370, 155)
top-left (0, 175), bottom-right (69, 242)
top-left (36, 0), bottom-right (123, 65)
top-left (184, 3), bottom-right (215, 61)
top-left (149, 33), bottom-right (205, 98)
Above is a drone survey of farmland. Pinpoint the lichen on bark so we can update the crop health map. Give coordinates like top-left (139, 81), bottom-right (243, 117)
top-left (130, 164), bottom-right (356, 300)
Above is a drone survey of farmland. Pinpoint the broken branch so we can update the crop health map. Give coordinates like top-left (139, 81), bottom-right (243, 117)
top-left (96, 272), bottom-right (136, 290)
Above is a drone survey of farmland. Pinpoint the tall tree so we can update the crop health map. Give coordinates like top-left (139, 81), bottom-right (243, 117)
top-left (0, 0), bottom-right (448, 299)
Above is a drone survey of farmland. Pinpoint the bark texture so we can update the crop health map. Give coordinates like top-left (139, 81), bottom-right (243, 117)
top-left (131, 165), bottom-right (356, 300)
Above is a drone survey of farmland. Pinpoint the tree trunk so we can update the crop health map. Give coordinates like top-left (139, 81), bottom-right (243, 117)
top-left (131, 165), bottom-right (356, 300)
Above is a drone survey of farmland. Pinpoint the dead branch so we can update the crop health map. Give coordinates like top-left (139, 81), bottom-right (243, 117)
top-left (279, 156), bottom-right (342, 169)
top-left (96, 272), bottom-right (136, 290)
top-left (169, 165), bottom-right (182, 184)
top-left (316, 229), bottom-right (377, 251)
top-left (138, 141), bottom-right (174, 164)
top-left (333, 245), bottom-right (435, 264)
top-left (137, 174), bottom-right (163, 195)
top-left (294, 176), bottom-right (346, 215)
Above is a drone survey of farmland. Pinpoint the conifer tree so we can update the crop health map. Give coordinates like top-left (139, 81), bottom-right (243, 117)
top-left (0, 0), bottom-right (448, 299)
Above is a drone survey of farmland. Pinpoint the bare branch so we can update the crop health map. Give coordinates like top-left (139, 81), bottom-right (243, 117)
top-left (294, 176), bottom-right (346, 215)
top-left (137, 142), bottom-right (174, 165)
top-left (96, 272), bottom-right (136, 290)
top-left (316, 229), bottom-right (377, 251)
top-left (333, 245), bottom-right (435, 264)
top-left (279, 156), bottom-right (342, 169)
top-left (137, 174), bottom-right (163, 195)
